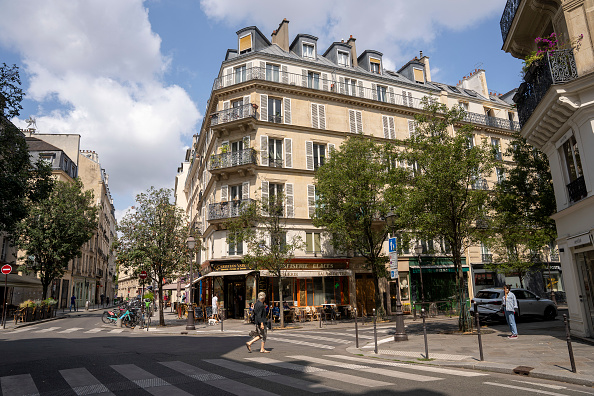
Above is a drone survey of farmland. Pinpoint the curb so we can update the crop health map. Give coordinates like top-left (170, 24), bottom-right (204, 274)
top-left (10, 315), bottom-right (67, 329)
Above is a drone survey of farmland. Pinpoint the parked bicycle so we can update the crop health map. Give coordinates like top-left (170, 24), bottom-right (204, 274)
top-left (101, 306), bottom-right (140, 328)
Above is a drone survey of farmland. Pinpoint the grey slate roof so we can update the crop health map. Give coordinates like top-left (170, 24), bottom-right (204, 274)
top-left (25, 137), bottom-right (62, 152)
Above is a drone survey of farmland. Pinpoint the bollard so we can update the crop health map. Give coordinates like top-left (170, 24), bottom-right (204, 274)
top-left (117, 318), bottom-right (122, 328)
top-left (221, 309), bottom-right (224, 332)
top-left (85, 301), bottom-right (89, 311)
top-left (354, 307), bottom-right (359, 348)
top-left (563, 314), bottom-right (577, 373)
top-left (373, 308), bottom-right (378, 354)
top-left (474, 302), bottom-right (484, 361)
top-left (319, 307), bottom-right (322, 328)
top-left (422, 308), bottom-right (429, 359)
top-left (413, 304), bottom-right (417, 320)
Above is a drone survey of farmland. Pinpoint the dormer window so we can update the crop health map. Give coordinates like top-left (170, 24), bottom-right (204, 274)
top-left (370, 58), bottom-right (381, 74)
top-left (338, 51), bottom-right (349, 67)
top-left (413, 68), bottom-right (424, 83)
top-left (239, 33), bottom-right (252, 54)
top-left (303, 43), bottom-right (315, 59)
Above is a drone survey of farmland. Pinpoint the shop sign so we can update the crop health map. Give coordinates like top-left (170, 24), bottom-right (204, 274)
top-left (567, 233), bottom-right (593, 248)
top-left (260, 269), bottom-right (352, 278)
top-left (284, 262), bottom-right (347, 270)
top-left (212, 263), bottom-right (251, 271)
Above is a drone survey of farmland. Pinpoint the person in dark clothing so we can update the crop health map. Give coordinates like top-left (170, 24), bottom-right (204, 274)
top-left (246, 292), bottom-right (269, 353)
top-left (70, 294), bottom-right (77, 312)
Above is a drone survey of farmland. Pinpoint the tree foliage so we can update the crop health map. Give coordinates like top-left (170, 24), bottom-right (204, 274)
top-left (114, 187), bottom-right (199, 326)
top-left (0, 63), bottom-right (25, 118)
top-left (16, 179), bottom-right (98, 298)
top-left (225, 192), bottom-right (303, 328)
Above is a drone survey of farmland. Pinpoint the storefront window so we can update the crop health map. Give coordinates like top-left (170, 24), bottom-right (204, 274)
top-left (246, 274), bottom-right (256, 304)
top-left (214, 277), bottom-right (224, 308)
top-left (474, 272), bottom-right (495, 286)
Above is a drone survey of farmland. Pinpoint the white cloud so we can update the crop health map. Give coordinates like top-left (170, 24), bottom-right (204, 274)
top-left (0, 0), bottom-right (200, 208)
top-left (200, 0), bottom-right (506, 66)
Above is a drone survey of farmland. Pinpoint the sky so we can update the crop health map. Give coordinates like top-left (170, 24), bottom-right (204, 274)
top-left (0, 0), bottom-right (523, 221)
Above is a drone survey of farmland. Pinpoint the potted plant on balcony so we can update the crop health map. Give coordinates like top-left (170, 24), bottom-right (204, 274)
top-left (522, 32), bottom-right (583, 78)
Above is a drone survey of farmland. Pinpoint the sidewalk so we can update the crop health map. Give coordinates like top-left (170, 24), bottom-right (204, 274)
top-left (349, 314), bottom-right (594, 387)
top-left (1, 303), bottom-right (115, 330)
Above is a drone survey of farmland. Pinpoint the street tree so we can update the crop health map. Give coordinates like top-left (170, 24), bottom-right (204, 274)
top-left (114, 187), bottom-right (200, 326)
top-left (0, 63), bottom-right (24, 118)
top-left (225, 191), bottom-right (303, 328)
top-left (313, 136), bottom-right (407, 317)
top-left (16, 179), bottom-right (98, 298)
top-left (399, 99), bottom-right (495, 331)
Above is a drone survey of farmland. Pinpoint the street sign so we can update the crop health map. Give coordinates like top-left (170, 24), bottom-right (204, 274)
top-left (389, 251), bottom-right (398, 279)
top-left (1, 264), bottom-right (11, 275)
top-left (388, 237), bottom-right (397, 253)
top-left (139, 271), bottom-right (147, 280)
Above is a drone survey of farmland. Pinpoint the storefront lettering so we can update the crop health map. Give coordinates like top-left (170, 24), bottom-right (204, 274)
top-left (212, 263), bottom-right (251, 271)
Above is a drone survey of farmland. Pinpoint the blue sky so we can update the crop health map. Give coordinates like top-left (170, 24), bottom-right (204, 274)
top-left (0, 0), bottom-right (523, 219)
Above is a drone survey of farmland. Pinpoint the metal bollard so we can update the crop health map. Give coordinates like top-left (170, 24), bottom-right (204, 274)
top-left (373, 308), bottom-right (378, 354)
top-left (221, 309), bottom-right (224, 332)
top-left (422, 308), bottom-right (429, 359)
top-left (117, 318), bottom-right (122, 328)
top-left (563, 314), bottom-right (577, 373)
top-left (354, 307), bottom-right (359, 348)
top-left (474, 302), bottom-right (484, 361)
top-left (319, 307), bottom-right (322, 328)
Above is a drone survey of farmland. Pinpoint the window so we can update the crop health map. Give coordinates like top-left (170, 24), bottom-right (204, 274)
top-left (239, 34), bottom-right (252, 54)
top-left (313, 143), bottom-right (326, 170)
top-left (413, 68), bottom-right (424, 83)
top-left (271, 232), bottom-right (287, 250)
top-left (376, 85), bottom-right (387, 102)
top-left (496, 168), bottom-right (505, 183)
top-left (349, 110), bottom-right (363, 134)
top-left (40, 153), bottom-right (55, 165)
top-left (229, 184), bottom-right (243, 201)
top-left (508, 111), bottom-right (514, 122)
top-left (562, 135), bottom-right (583, 182)
top-left (268, 183), bottom-right (284, 215)
top-left (230, 139), bottom-right (243, 153)
top-left (231, 99), bottom-right (243, 119)
top-left (268, 139), bottom-right (283, 167)
top-left (402, 90), bottom-right (413, 107)
top-left (266, 64), bottom-right (280, 82)
top-left (459, 101), bottom-right (469, 111)
top-left (235, 65), bottom-right (246, 83)
top-left (370, 58), bottom-right (381, 74)
top-left (228, 231), bottom-right (243, 255)
top-left (474, 273), bottom-right (495, 286)
top-left (467, 134), bottom-right (475, 149)
top-left (485, 108), bottom-right (495, 118)
top-left (345, 78), bottom-right (357, 96)
top-left (303, 43), bottom-right (315, 59)
top-left (491, 138), bottom-right (502, 160)
top-left (338, 51), bottom-right (349, 67)
top-left (307, 71), bottom-right (320, 89)
top-left (306, 232), bottom-right (322, 254)
top-left (267, 97), bottom-right (282, 123)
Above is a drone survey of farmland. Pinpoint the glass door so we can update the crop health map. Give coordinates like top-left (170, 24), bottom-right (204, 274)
top-left (578, 252), bottom-right (594, 335)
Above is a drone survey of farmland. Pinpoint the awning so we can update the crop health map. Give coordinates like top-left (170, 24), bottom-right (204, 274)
top-left (259, 269), bottom-right (352, 278)
top-left (410, 266), bottom-right (469, 274)
top-left (162, 283), bottom-right (186, 290)
top-left (202, 270), bottom-right (256, 278)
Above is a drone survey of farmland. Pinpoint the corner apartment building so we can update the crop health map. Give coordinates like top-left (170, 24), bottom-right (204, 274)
top-left (176, 20), bottom-right (521, 317)
top-left (500, 0), bottom-right (594, 337)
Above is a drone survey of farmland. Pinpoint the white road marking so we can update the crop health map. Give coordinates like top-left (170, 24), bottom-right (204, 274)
top-left (10, 327), bottom-right (39, 333)
top-left (58, 328), bottom-right (84, 333)
top-left (111, 364), bottom-right (192, 396)
top-left (108, 328), bottom-right (124, 333)
top-left (1, 373), bottom-right (39, 396)
top-left (510, 379), bottom-right (567, 390)
top-left (484, 382), bottom-right (568, 396)
top-left (85, 328), bottom-right (105, 333)
top-left (361, 336), bottom-right (393, 348)
top-left (266, 336), bottom-right (335, 349)
top-left (300, 330), bottom-right (374, 339)
top-left (60, 367), bottom-right (114, 395)
top-left (281, 332), bottom-right (351, 344)
top-left (33, 326), bottom-right (61, 333)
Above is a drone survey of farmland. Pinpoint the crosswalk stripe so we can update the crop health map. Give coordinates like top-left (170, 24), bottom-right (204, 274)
top-left (246, 357), bottom-right (392, 388)
top-left (60, 367), bottom-right (114, 395)
top-left (204, 358), bottom-right (334, 393)
top-left (160, 360), bottom-right (278, 396)
top-left (288, 355), bottom-right (440, 382)
top-left (85, 328), bottom-right (105, 333)
top-left (111, 364), bottom-right (192, 396)
top-left (326, 355), bottom-right (489, 377)
top-left (280, 332), bottom-right (351, 344)
top-left (10, 327), bottom-right (39, 333)
top-left (267, 336), bottom-right (334, 349)
top-left (58, 328), bottom-right (84, 333)
top-left (108, 329), bottom-right (124, 333)
top-left (1, 373), bottom-right (39, 396)
top-left (33, 326), bottom-right (61, 333)
top-left (299, 330), bottom-right (374, 340)
top-left (483, 381), bottom-right (568, 396)
top-left (361, 336), bottom-right (393, 348)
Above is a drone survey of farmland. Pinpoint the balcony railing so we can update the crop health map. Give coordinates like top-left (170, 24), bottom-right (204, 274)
top-left (208, 199), bottom-right (253, 220)
top-left (514, 50), bottom-right (578, 127)
top-left (482, 254), bottom-right (493, 263)
top-left (210, 103), bottom-right (257, 126)
top-left (268, 114), bottom-right (283, 123)
top-left (213, 66), bottom-right (518, 131)
top-left (209, 148), bottom-right (257, 171)
top-left (567, 175), bottom-right (587, 203)
top-left (472, 178), bottom-right (489, 191)
top-left (500, 0), bottom-right (521, 44)
top-left (268, 158), bottom-right (283, 168)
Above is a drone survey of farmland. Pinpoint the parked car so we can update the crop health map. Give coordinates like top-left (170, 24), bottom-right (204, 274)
top-left (470, 288), bottom-right (557, 322)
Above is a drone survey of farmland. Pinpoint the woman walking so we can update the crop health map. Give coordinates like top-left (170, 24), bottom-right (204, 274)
top-left (503, 285), bottom-right (518, 339)
top-left (246, 292), bottom-right (270, 353)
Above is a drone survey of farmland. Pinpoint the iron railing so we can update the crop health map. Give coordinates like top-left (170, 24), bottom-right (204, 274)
top-left (210, 103), bottom-right (257, 126)
top-left (208, 199), bottom-right (253, 220)
top-left (567, 175), bottom-right (587, 203)
top-left (472, 178), bottom-right (489, 191)
top-left (514, 50), bottom-right (578, 127)
top-left (482, 254), bottom-right (493, 263)
top-left (500, 0), bottom-right (521, 44)
top-left (463, 112), bottom-right (520, 131)
top-left (268, 158), bottom-right (283, 168)
top-left (268, 114), bottom-right (283, 123)
top-left (209, 148), bottom-right (257, 171)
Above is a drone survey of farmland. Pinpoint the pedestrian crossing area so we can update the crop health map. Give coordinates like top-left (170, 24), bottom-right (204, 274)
top-left (0, 353), bottom-right (490, 396)
top-left (7, 326), bottom-right (131, 335)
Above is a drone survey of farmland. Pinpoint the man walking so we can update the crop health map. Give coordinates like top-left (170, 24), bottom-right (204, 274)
top-left (70, 294), bottom-right (77, 312)
top-left (212, 293), bottom-right (219, 323)
top-left (100, 294), bottom-right (105, 307)
top-left (503, 285), bottom-right (518, 339)
top-left (246, 292), bottom-right (269, 353)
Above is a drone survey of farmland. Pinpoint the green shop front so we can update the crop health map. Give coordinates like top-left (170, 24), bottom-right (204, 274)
top-left (404, 257), bottom-right (469, 305)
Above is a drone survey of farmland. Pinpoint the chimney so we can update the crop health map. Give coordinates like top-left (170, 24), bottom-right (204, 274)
top-left (419, 51), bottom-right (431, 82)
top-left (347, 35), bottom-right (358, 67)
top-left (271, 18), bottom-right (290, 52)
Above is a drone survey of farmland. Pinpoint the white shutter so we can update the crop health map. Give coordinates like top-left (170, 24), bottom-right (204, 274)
top-left (305, 141), bottom-right (314, 171)
top-left (311, 103), bottom-right (319, 129)
top-left (408, 120), bottom-right (416, 137)
top-left (201, 207), bottom-right (205, 233)
top-left (328, 143), bottom-right (335, 158)
top-left (372, 83), bottom-right (377, 100)
top-left (339, 76), bottom-right (345, 94)
top-left (281, 65), bottom-right (288, 84)
top-left (389, 87), bottom-right (395, 104)
top-left (259, 61), bottom-right (266, 79)
top-left (382, 115), bottom-right (390, 139)
top-left (402, 90), bottom-right (408, 107)
top-left (322, 73), bottom-right (328, 91)
top-left (261, 180), bottom-right (269, 216)
top-left (223, 101), bottom-right (230, 110)
top-left (408, 92), bottom-right (413, 107)
top-left (225, 68), bottom-right (232, 87)
top-left (221, 184), bottom-right (228, 202)
top-left (302, 69), bottom-right (307, 87)
top-left (243, 95), bottom-right (250, 117)
top-left (284, 98), bottom-right (291, 124)
top-left (260, 135), bottom-right (269, 166)
top-left (355, 110), bottom-right (362, 133)
top-left (388, 117), bottom-right (396, 139)
top-left (285, 183), bottom-right (294, 218)
top-left (307, 185), bottom-right (316, 218)
top-left (260, 94), bottom-right (268, 121)
top-left (246, 61), bottom-right (252, 80)
top-left (318, 105), bottom-right (326, 130)
top-left (242, 181), bottom-right (250, 200)
top-left (284, 138), bottom-right (292, 168)
top-left (358, 80), bottom-right (364, 97)
top-left (349, 110), bottom-right (356, 133)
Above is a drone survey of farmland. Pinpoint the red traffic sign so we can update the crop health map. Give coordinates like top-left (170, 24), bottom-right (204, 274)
top-left (139, 271), bottom-right (147, 280)
top-left (1, 264), bottom-right (12, 275)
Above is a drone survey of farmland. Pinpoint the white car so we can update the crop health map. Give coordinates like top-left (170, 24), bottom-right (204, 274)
top-left (470, 288), bottom-right (557, 321)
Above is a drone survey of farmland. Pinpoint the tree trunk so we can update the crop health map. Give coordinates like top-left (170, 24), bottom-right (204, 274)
top-left (158, 280), bottom-right (165, 326)
top-left (454, 249), bottom-right (470, 332)
top-left (372, 263), bottom-right (383, 317)
top-left (279, 276), bottom-right (284, 328)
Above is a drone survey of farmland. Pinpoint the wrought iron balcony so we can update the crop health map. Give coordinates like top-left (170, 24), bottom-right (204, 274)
top-left (463, 112), bottom-right (520, 131)
top-left (208, 199), bottom-right (253, 220)
top-left (500, 0), bottom-right (520, 44)
top-left (514, 49), bottom-right (578, 127)
top-left (567, 175), bottom-right (587, 203)
top-left (482, 254), bottom-right (493, 263)
top-left (268, 158), bottom-right (283, 168)
top-left (471, 178), bottom-right (489, 191)
top-left (209, 148), bottom-right (257, 171)
top-left (494, 151), bottom-right (503, 161)
top-left (268, 114), bottom-right (283, 123)
top-left (210, 103), bottom-right (256, 126)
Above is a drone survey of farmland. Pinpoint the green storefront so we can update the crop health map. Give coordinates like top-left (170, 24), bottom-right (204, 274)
top-left (408, 257), bottom-right (469, 302)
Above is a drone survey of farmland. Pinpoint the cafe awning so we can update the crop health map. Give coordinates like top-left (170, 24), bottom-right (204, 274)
top-left (202, 270), bottom-right (256, 278)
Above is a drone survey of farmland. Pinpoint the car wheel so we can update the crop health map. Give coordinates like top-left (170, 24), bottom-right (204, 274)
top-left (544, 306), bottom-right (557, 321)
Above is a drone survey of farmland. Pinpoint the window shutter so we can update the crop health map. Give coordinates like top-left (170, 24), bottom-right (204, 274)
top-left (307, 185), bottom-right (316, 218)
top-left (223, 101), bottom-right (230, 110)
top-left (282, 65), bottom-right (288, 84)
top-left (302, 69), bottom-right (307, 87)
top-left (225, 68), bottom-right (232, 87)
top-left (318, 105), bottom-right (326, 130)
top-left (306, 141), bottom-right (314, 171)
top-left (242, 181), bottom-right (250, 200)
top-left (388, 116), bottom-right (396, 139)
top-left (339, 76), bottom-right (345, 94)
top-left (408, 120), bottom-right (416, 137)
top-left (355, 110), bottom-right (362, 133)
top-left (285, 183), bottom-right (294, 218)
top-left (246, 61), bottom-right (252, 80)
top-left (201, 207), bottom-right (205, 232)
top-left (261, 180), bottom-right (269, 216)
top-left (322, 73), bottom-right (328, 91)
top-left (408, 92), bottom-right (413, 107)
top-left (221, 184), bottom-right (228, 202)
top-left (349, 110), bottom-right (356, 133)
top-left (260, 135), bottom-right (269, 166)
top-left (243, 135), bottom-right (250, 149)
top-left (260, 94), bottom-right (268, 121)
top-left (284, 138), bottom-right (292, 168)
top-left (284, 98), bottom-right (291, 124)
top-left (358, 80), bottom-right (364, 97)
top-left (402, 90), bottom-right (408, 107)
top-left (243, 95), bottom-right (250, 117)
top-left (372, 83), bottom-right (377, 100)
top-left (382, 115), bottom-right (390, 139)
top-left (328, 143), bottom-right (335, 158)
top-left (388, 87), bottom-right (395, 104)
top-left (259, 61), bottom-right (266, 79)
top-left (311, 103), bottom-right (319, 129)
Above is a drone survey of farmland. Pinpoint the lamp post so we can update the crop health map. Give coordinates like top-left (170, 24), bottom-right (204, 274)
top-left (186, 236), bottom-right (196, 330)
top-left (543, 245), bottom-right (556, 305)
top-left (386, 212), bottom-right (408, 341)
top-left (414, 244), bottom-right (425, 303)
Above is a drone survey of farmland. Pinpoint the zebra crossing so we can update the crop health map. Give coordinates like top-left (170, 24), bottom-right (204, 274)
top-left (0, 353), bottom-right (490, 396)
top-left (7, 326), bottom-right (133, 336)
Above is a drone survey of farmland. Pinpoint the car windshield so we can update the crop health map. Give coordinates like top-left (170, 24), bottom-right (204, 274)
top-left (475, 291), bottom-right (500, 299)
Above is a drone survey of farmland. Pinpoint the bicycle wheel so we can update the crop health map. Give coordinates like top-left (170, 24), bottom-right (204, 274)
top-left (102, 311), bottom-right (112, 324)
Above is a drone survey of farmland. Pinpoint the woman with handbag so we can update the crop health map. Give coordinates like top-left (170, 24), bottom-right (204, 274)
top-left (246, 292), bottom-right (270, 353)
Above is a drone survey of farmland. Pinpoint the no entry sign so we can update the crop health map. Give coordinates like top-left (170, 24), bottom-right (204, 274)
top-left (139, 271), bottom-right (147, 280)
top-left (1, 264), bottom-right (11, 275)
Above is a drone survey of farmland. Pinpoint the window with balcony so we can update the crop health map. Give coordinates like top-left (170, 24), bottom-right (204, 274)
top-left (235, 65), bottom-right (247, 84)
top-left (562, 134), bottom-right (586, 202)
top-left (303, 43), bottom-right (315, 59)
top-left (266, 63), bottom-right (280, 82)
top-left (377, 85), bottom-right (387, 102)
top-left (306, 232), bottom-right (322, 254)
top-left (345, 78), bottom-right (357, 96)
top-left (267, 97), bottom-right (282, 123)
top-left (313, 143), bottom-right (326, 170)
top-left (481, 243), bottom-right (492, 263)
top-left (307, 71), bottom-right (320, 89)
top-left (338, 51), bottom-right (349, 67)
top-left (268, 139), bottom-right (283, 167)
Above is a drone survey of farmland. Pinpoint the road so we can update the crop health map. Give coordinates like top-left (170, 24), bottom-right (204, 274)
top-left (0, 312), bottom-right (592, 396)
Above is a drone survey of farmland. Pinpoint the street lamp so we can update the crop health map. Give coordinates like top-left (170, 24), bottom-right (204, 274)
top-left (543, 245), bottom-right (557, 304)
top-left (186, 236), bottom-right (196, 331)
top-left (414, 244), bottom-right (425, 303)
top-left (386, 212), bottom-right (408, 341)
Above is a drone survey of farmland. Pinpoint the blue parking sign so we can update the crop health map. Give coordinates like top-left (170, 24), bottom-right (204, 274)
top-left (389, 237), bottom-right (397, 253)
